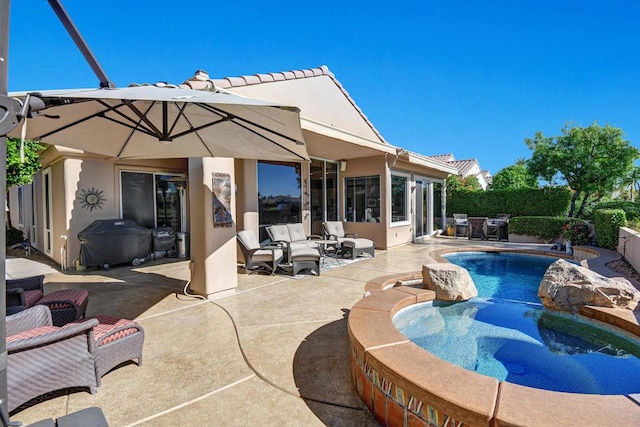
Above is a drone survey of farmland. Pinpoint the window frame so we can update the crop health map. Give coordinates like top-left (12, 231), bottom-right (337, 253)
top-left (343, 175), bottom-right (380, 223)
top-left (389, 171), bottom-right (410, 227)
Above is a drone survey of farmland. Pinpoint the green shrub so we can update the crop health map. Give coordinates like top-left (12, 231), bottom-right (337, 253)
top-left (508, 217), bottom-right (567, 242)
top-left (583, 201), bottom-right (640, 221)
top-left (594, 209), bottom-right (627, 250)
top-left (628, 217), bottom-right (640, 232)
top-left (448, 187), bottom-right (571, 217)
top-left (6, 227), bottom-right (24, 247)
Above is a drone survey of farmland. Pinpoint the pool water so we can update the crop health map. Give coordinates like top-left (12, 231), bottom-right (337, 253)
top-left (443, 252), bottom-right (559, 302)
top-left (393, 299), bottom-right (640, 394)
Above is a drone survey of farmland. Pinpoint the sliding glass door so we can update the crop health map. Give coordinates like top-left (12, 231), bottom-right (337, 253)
top-left (120, 171), bottom-right (186, 232)
top-left (310, 159), bottom-right (339, 236)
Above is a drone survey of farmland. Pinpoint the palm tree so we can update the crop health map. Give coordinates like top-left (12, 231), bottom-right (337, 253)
top-left (620, 166), bottom-right (640, 201)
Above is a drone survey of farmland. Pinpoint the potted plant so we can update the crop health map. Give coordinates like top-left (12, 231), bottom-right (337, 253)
top-left (445, 222), bottom-right (456, 236)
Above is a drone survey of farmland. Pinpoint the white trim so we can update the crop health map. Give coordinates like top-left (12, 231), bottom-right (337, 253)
top-left (301, 117), bottom-right (396, 155)
top-left (30, 181), bottom-right (37, 247)
top-left (42, 168), bottom-right (53, 255)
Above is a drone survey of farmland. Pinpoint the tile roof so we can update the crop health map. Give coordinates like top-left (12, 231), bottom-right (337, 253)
top-left (407, 151), bottom-right (456, 170)
top-left (447, 159), bottom-right (478, 176)
top-left (482, 170), bottom-right (493, 185)
top-left (428, 154), bottom-right (456, 162)
top-left (181, 65), bottom-right (388, 144)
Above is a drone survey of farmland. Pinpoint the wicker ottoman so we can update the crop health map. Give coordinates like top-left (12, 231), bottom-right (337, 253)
top-left (291, 247), bottom-right (321, 276)
top-left (341, 238), bottom-right (375, 259)
top-left (37, 289), bottom-right (89, 326)
top-left (88, 315), bottom-right (145, 384)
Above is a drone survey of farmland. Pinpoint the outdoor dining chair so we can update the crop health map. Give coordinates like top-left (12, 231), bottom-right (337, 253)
top-left (453, 214), bottom-right (469, 238)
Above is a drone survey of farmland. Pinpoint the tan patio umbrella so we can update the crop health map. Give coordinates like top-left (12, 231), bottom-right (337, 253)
top-left (8, 83), bottom-right (310, 162)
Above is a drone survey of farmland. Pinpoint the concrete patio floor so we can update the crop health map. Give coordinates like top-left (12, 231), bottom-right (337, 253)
top-left (5, 238), bottom-right (629, 426)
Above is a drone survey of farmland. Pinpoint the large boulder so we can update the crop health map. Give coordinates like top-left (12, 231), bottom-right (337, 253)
top-left (538, 259), bottom-right (640, 313)
top-left (422, 264), bottom-right (478, 301)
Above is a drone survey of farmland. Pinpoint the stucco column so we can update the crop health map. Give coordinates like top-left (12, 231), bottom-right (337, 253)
top-left (188, 157), bottom-right (238, 298)
top-left (240, 159), bottom-right (258, 233)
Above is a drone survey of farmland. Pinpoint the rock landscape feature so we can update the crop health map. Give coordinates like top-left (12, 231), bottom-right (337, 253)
top-left (422, 263), bottom-right (478, 301)
top-left (538, 259), bottom-right (640, 313)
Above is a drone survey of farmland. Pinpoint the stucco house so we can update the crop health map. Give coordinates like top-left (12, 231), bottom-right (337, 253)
top-left (8, 65), bottom-right (457, 298)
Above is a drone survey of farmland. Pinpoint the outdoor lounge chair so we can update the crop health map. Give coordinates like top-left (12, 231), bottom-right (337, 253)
top-left (5, 305), bottom-right (99, 412)
top-left (237, 230), bottom-right (284, 275)
top-left (6, 275), bottom-right (89, 326)
top-left (322, 221), bottom-right (375, 259)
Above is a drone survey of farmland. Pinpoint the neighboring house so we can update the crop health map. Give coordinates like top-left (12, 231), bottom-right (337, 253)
top-left (429, 154), bottom-right (492, 190)
top-left (8, 65), bottom-right (457, 297)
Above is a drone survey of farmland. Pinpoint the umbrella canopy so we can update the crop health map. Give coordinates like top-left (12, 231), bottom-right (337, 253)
top-left (8, 84), bottom-right (310, 162)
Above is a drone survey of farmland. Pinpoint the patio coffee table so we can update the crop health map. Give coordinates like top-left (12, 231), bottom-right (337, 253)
top-left (314, 239), bottom-right (341, 267)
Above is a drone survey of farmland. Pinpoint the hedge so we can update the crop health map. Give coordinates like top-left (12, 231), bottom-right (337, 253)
top-left (508, 216), bottom-right (568, 242)
top-left (583, 200), bottom-right (640, 221)
top-left (447, 187), bottom-right (571, 217)
top-left (594, 209), bottom-right (626, 250)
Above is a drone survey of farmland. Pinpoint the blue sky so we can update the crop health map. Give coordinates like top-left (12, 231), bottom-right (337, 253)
top-left (7, 1), bottom-right (640, 175)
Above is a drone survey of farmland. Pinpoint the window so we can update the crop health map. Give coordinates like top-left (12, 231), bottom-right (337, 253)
top-left (344, 175), bottom-right (380, 223)
top-left (391, 174), bottom-right (408, 223)
top-left (258, 161), bottom-right (302, 241)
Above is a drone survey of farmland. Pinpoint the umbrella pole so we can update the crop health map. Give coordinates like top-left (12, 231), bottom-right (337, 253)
top-left (0, 1), bottom-right (114, 412)
top-left (0, 0), bottom-right (9, 413)
top-left (46, 0), bottom-right (115, 88)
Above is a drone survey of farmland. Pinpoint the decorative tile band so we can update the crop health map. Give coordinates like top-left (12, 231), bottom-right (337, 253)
top-left (351, 345), bottom-right (466, 427)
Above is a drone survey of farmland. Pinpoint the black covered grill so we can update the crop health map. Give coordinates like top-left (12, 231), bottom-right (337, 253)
top-left (152, 227), bottom-right (176, 254)
top-left (78, 219), bottom-right (151, 269)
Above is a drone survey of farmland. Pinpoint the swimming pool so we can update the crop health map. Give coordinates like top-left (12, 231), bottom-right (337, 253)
top-left (349, 248), bottom-right (640, 426)
top-left (393, 298), bottom-right (640, 394)
top-left (442, 251), bottom-right (560, 302)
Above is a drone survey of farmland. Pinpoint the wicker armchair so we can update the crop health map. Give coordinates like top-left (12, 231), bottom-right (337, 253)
top-left (5, 305), bottom-right (99, 412)
top-left (6, 275), bottom-right (45, 315)
top-left (237, 230), bottom-right (284, 274)
top-left (322, 221), bottom-right (375, 259)
top-left (6, 275), bottom-right (89, 326)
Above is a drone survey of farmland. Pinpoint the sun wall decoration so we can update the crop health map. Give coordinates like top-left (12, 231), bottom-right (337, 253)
top-left (78, 187), bottom-right (106, 211)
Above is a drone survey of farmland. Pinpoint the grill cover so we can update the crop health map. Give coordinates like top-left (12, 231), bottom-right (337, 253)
top-left (78, 219), bottom-right (151, 268)
top-left (152, 227), bottom-right (176, 252)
